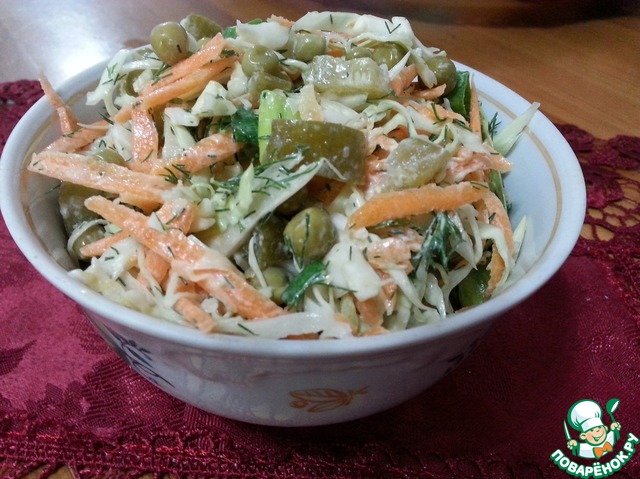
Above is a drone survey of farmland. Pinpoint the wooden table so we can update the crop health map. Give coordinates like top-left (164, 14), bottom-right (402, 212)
top-left (1, 2), bottom-right (638, 478)
top-left (1, 1), bottom-right (638, 139)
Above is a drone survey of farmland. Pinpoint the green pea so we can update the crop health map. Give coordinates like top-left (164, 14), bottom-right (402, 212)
top-left (262, 266), bottom-right (289, 304)
top-left (150, 21), bottom-right (189, 65)
top-left (292, 33), bottom-right (326, 62)
top-left (371, 43), bottom-right (406, 69)
top-left (94, 148), bottom-right (125, 166)
top-left (196, 37), bottom-right (212, 50)
top-left (69, 224), bottom-right (105, 261)
top-left (58, 182), bottom-right (106, 261)
top-left (275, 187), bottom-right (310, 216)
top-left (457, 263), bottom-right (490, 307)
top-left (247, 266), bottom-right (289, 305)
top-left (284, 206), bottom-right (336, 265)
top-left (247, 71), bottom-right (293, 101)
top-left (116, 70), bottom-right (142, 97)
top-left (345, 46), bottom-right (372, 60)
top-left (242, 45), bottom-right (281, 77)
top-left (136, 46), bottom-right (155, 57)
top-left (181, 13), bottom-right (222, 41)
top-left (58, 182), bottom-right (102, 235)
top-left (252, 216), bottom-right (290, 269)
top-left (426, 56), bottom-right (457, 95)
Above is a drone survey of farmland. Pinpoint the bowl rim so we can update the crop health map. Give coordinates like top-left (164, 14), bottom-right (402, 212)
top-left (0, 61), bottom-right (586, 359)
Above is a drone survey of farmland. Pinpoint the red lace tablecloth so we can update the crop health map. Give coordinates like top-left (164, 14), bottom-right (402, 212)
top-left (1, 81), bottom-right (639, 479)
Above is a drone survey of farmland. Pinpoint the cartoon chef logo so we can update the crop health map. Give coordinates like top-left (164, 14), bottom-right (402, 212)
top-left (551, 398), bottom-right (638, 477)
top-left (565, 399), bottom-right (621, 459)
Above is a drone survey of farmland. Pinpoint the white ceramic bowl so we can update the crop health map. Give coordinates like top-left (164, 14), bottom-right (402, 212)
top-left (0, 62), bottom-right (585, 426)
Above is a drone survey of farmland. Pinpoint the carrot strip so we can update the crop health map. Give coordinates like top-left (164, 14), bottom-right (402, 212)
top-left (161, 274), bottom-right (201, 297)
top-left (366, 237), bottom-right (413, 273)
top-left (391, 64), bottom-right (417, 96)
top-left (354, 297), bottom-right (383, 328)
top-left (481, 190), bottom-right (514, 252)
top-left (84, 196), bottom-right (284, 319)
top-left (306, 176), bottom-right (345, 207)
top-left (478, 190), bottom-right (514, 297)
top-left (44, 122), bottom-right (109, 153)
top-left (113, 58), bottom-right (236, 124)
top-left (354, 295), bottom-right (387, 335)
top-left (444, 149), bottom-right (512, 184)
top-left (148, 134), bottom-right (238, 176)
top-left (141, 250), bottom-right (171, 286)
top-left (39, 75), bottom-right (78, 135)
top-left (386, 125), bottom-right (409, 142)
top-left (362, 152), bottom-right (389, 192)
top-left (120, 195), bottom-right (164, 213)
top-left (28, 152), bottom-right (172, 207)
top-left (129, 105), bottom-right (158, 171)
top-left (348, 182), bottom-right (487, 230)
top-left (486, 247), bottom-right (505, 298)
top-left (412, 84), bottom-right (446, 100)
top-left (154, 198), bottom-right (197, 233)
top-left (410, 100), bottom-right (465, 124)
top-left (79, 231), bottom-right (129, 258)
top-left (174, 297), bottom-right (217, 333)
top-left (380, 279), bottom-right (398, 316)
top-left (142, 34), bottom-right (226, 94)
top-left (268, 15), bottom-right (295, 27)
top-left (469, 80), bottom-right (482, 137)
top-left (186, 269), bottom-right (285, 320)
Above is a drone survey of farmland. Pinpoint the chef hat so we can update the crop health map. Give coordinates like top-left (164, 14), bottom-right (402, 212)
top-left (568, 400), bottom-right (604, 433)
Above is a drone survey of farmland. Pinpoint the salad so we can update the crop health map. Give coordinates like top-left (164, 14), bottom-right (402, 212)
top-left (28, 11), bottom-right (536, 339)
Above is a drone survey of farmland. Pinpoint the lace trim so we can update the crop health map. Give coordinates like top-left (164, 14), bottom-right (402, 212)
top-left (1, 82), bottom-right (639, 478)
top-left (559, 124), bottom-right (640, 318)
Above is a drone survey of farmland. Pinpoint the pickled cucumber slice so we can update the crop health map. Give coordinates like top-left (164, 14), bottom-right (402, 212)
top-left (264, 119), bottom-right (368, 184)
top-left (302, 55), bottom-right (391, 100)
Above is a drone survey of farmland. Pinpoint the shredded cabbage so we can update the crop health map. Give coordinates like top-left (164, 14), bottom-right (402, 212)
top-left (32, 11), bottom-right (538, 339)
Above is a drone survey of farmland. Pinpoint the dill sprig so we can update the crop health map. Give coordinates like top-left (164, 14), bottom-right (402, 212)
top-left (162, 164), bottom-right (192, 184)
top-left (488, 112), bottom-right (501, 139)
top-left (210, 156), bottom-right (310, 196)
top-left (411, 212), bottom-right (463, 273)
top-left (281, 260), bottom-right (328, 310)
top-left (151, 63), bottom-right (172, 84)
